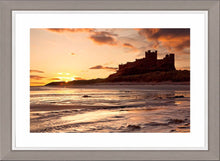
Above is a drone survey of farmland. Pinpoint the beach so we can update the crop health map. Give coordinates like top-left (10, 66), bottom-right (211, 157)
top-left (30, 84), bottom-right (190, 133)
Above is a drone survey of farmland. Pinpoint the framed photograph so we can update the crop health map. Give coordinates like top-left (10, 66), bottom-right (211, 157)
top-left (0, 0), bottom-right (219, 160)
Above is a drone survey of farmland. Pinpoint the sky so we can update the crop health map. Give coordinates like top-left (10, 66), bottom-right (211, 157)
top-left (30, 28), bottom-right (190, 86)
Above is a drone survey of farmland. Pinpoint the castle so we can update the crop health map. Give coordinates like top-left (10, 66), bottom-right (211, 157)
top-left (109, 50), bottom-right (176, 77)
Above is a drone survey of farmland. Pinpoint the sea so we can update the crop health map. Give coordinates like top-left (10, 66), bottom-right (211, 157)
top-left (30, 84), bottom-right (190, 133)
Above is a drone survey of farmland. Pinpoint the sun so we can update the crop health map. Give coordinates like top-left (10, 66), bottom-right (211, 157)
top-left (54, 73), bottom-right (78, 82)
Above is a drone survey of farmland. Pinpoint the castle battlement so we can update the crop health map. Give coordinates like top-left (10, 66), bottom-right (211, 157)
top-left (114, 50), bottom-right (175, 77)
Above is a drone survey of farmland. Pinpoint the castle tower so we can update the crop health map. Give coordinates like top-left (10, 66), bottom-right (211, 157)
top-left (169, 53), bottom-right (175, 69)
top-left (155, 53), bottom-right (176, 71)
top-left (145, 50), bottom-right (157, 60)
top-left (145, 50), bottom-right (157, 68)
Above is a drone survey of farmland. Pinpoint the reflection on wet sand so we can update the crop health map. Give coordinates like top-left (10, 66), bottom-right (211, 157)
top-left (30, 85), bottom-right (190, 133)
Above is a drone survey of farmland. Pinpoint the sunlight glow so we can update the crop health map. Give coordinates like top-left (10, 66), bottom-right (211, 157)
top-left (54, 73), bottom-right (79, 83)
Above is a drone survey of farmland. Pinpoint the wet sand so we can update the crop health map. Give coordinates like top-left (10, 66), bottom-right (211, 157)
top-left (30, 103), bottom-right (190, 133)
top-left (30, 84), bottom-right (190, 133)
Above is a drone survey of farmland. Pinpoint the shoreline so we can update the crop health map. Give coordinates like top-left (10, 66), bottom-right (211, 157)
top-left (31, 83), bottom-right (190, 91)
top-left (30, 104), bottom-right (115, 112)
top-left (31, 81), bottom-right (190, 87)
top-left (87, 81), bottom-right (190, 85)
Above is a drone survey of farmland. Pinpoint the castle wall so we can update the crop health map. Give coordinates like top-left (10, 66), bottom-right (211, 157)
top-left (157, 54), bottom-right (175, 71)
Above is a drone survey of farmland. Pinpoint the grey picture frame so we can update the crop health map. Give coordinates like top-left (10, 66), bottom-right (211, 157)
top-left (0, 0), bottom-right (219, 160)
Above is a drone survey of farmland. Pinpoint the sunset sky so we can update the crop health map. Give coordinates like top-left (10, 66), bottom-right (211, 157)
top-left (30, 28), bottom-right (190, 86)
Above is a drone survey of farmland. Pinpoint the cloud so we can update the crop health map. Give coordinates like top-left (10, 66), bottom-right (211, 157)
top-left (123, 43), bottom-right (134, 48)
top-left (46, 28), bottom-right (121, 47)
top-left (50, 78), bottom-right (61, 81)
top-left (174, 39), bottom-right (190, 51)
top-left (89, 65), bottom-right (117, 71)
top-left (138, 28), bottom-right (190, 53)
top-left (30, 82), bottom-right (45, 84)
top-left (122, 43), bottom-right (138, 52)
top-left (74, 77), bottom-right (85, 80)
top-left (46, 28), bottom-right (95, 33)
top-left (89, 31), bottom-right (118, 45)
top-left (46, 28), bottom-right (119, 46)
top-left (30, 70), bottom-right (44, 73)
top-left (30, 75), bottom-right (46, 80)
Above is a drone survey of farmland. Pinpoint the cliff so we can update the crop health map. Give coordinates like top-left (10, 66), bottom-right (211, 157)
top-left (45, 70), bottom-right (190, 86)
top-left (106, 70), bottom-right (190, 82)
